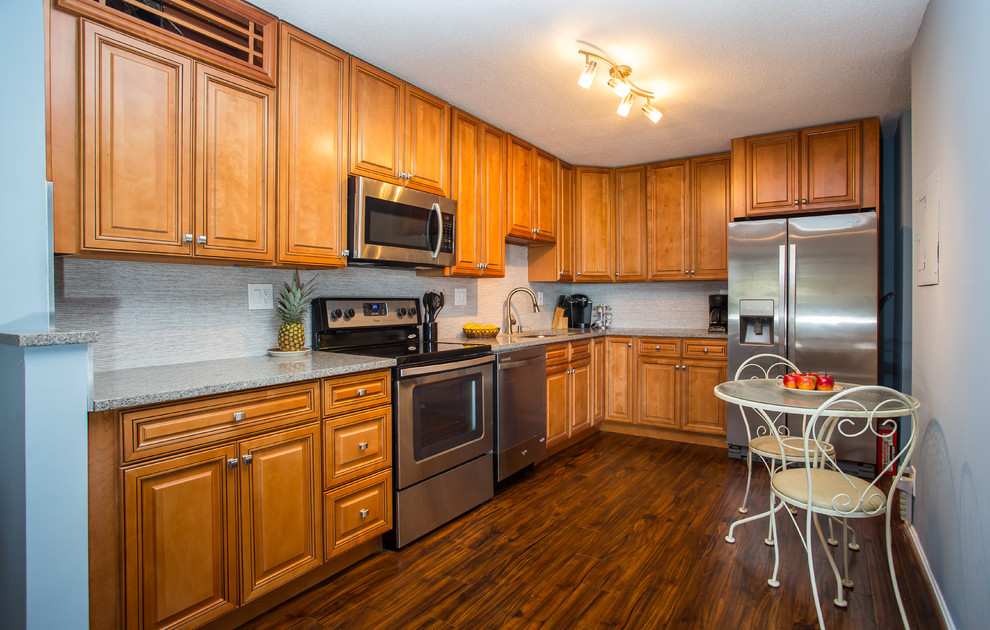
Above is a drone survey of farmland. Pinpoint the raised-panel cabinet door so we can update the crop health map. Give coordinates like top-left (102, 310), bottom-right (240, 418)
top-left (680, 361), bottom-right (727, 434)
top-left (481, 124), bottom-right (507, 276)
top-left (746, 131), bottom-right (799, 216)
top-left (575, 166), bottom-right (614, 282)
top-left (546, 364), bottom-right (570, 447)
top-left (647, 159), bottom-right (689, 279)
top-left (591, 337), bottom-right (605, 424)
top-left (238, 424), bottom-right (322, 604)
top-left (449, 111), bottom-right (483, 275)
top-left (349, 59), bottom-right (402, 183)
top-left (557, 162), bottom-right (575, 281)
top-left (506, 136), bottom-right (534, 239)
top-left (614, 165), bottom-right (648, 281)
top-left (691, 154), bottom-right (730, 280)
top-left (276, 25), bottom-right (349, 267)
top-left (82, 22), bottom-right (193, 255)
top-left (195, 64), bottom-right (275, 261)
top-left (534, 149), bottom-right (557, 242)
top-left (570, 360), bottom-right (593, 434)
top-left (801, 121), bottom-right (861, 211)
top-left (122, 446), bottom-right (237, 630)
top-left (404, 86), bottom-right (449, 195)
top-left (637, 357), bottom-right (678, 428)
top-left (605, 337), bottom-right (635, 423)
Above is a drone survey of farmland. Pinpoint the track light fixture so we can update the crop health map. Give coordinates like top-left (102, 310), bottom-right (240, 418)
top-left (577, 48), bottom-right (663, 124)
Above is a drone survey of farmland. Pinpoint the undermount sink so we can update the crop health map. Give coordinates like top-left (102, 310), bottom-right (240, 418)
top-left (513, 331), bottom-right (573, 339)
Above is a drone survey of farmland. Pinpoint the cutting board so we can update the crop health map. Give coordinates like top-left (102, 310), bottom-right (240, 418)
top-left (552, 296), bottom-right (568, 330)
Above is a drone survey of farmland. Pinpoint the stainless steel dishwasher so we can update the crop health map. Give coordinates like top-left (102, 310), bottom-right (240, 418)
top-left (495, 346), bottom-right (547, 483)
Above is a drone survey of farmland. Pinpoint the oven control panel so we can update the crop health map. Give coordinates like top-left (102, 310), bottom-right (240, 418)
top-left (313, 297), bottom-right (421, 330)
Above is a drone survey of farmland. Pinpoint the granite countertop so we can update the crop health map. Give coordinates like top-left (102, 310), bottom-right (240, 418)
top-left (91, 328), bottom-right (726, 412)
top-left (92, 352), bottom-right (394, 411)
top-left (0, 328), bottom-right (98, 347)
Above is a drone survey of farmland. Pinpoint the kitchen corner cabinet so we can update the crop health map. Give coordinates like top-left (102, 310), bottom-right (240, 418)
top-left (614, 165), bottom-right (649, 281)
top-left (574, 166), bottom-right (614, 282)
top-left (647, 153), bottom-right (730, 281)
top-left (79, 21), bottom-right (275, 262)
top-left (506, 136), bottom-right (557, 243)
top-left (731, 117), bottom-right (879, 219)
top-left (276, 24), bottom-right (349, 267)
top-left (545, 340), bottom-right (593, 448)
top-left (349, 58), bottom-right (449, 195)
top-left (446, 110), bottom-right (506, 277)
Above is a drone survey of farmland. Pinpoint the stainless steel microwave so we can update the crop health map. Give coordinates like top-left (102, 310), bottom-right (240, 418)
top-left (348, 176), bottom-right (456, 268)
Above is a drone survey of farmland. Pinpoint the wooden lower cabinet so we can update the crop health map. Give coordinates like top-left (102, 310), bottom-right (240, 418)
top-left (591, 337), bottom-right (605, 423)
top-left (605, 336), bottom-right (727, 442)
top-left (545, 341), bottom-right (594, 449)
top-left (324, 470), bottom-right (392, 558)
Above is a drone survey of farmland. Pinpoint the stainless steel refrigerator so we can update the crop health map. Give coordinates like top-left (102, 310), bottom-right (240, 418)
top-left (727, 211), bottom-right (878, 472)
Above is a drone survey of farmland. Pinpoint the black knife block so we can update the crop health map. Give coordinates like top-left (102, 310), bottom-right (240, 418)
top-left (423, 322), bottom-right (438, 342)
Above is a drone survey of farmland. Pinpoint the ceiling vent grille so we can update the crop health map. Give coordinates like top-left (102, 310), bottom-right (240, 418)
top-left (57, 0), bottom-right (277, 85)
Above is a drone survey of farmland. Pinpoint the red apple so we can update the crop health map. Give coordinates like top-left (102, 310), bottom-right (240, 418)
top-left (796, 374), bottom-right (818, 390)
top-left (782, 373), bottom-right (800, 389)
top-left (817, 374), bottom-right (835, 391)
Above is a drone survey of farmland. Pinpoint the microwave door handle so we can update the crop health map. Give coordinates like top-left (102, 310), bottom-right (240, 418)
top-left (429, 202), bottom-right (442, 259)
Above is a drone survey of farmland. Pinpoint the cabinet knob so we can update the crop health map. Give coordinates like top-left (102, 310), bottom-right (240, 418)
top-left (242, 454), bottom-right (253, 465)
top-left (689, 270), bottom-right (696, 274)
top-left (233, 411), bottom-right (246, 421)
top-left (559, 271), bottom-right (564, 276)
top-left (616, 272), bottom-right (621, 277)
top-left (794, 200), bottom-right (800, 205)
top-left (627, 342), bottom-right (632, 347)
top-left (655, 345), bottom-right (660, 350)
top-left (521, 449), bottom-right (528, 456)
top-left (703, 347), bottom-right (709, 353)
top-left (226, 458), bottom-right (239, 469)
top-left (359, 508), bottom-right (370, 518)
top-left (358, 441), bottom-right (369, 451)
top-left (182, 233), bottom-right (193, 243)
top-left (341, 249), bottom-right (350, 257)
top-left (577, 272), bottom-right (582, 276)
top-left (356, 388), bottom-right (367, 397)
top-left (801, 199), bottom-right (808, 204)
top-left (196, 235), bottom-right (207, 245)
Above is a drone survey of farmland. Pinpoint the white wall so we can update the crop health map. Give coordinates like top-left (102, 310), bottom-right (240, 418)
top-left (910, 0), bottom-right (990, 627)
top-left (55, 246), bottom-right (724, 372)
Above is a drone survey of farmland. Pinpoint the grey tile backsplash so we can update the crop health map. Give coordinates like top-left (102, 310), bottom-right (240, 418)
top-left (54, 245), bottom-right (725, 372)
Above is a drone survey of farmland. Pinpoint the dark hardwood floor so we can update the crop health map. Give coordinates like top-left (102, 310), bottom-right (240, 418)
top-left (241, 432), bottom-right (943, 629)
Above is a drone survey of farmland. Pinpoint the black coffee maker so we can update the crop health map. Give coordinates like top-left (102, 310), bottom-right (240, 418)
top-left (566, 294), bottom-right (593, 329)
top-left (709, 294), bottom-right (728, 333)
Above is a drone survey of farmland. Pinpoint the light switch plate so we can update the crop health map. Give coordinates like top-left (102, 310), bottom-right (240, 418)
top-left (248, 284), bottom-right (273, 310)
top-left (454, 288), bottom-right (467, 306)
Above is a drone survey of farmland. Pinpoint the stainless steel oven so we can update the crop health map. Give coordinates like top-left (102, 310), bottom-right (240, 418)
top-left (348, 176), bottom-right (456, 268)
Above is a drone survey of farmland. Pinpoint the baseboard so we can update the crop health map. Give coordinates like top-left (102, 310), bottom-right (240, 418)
top-left (905, 524), bottom-right (957, 630)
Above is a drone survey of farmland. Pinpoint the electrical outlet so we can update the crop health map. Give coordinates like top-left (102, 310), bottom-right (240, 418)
top-left (454, 288), bottom-right (467, 306)
top-left (248, 284), bottom-right (273, 310)
top-left (537, 291), bottom-right (544, 306)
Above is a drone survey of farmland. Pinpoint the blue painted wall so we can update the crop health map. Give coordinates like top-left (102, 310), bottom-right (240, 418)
top-left (910, 0), bottom-right (990, 627)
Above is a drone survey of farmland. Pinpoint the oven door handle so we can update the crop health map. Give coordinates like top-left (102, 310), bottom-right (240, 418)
top-left (397, 353), bottom-right (494, 378)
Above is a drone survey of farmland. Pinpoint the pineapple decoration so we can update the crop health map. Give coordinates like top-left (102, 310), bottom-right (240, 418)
top-left (275, 271), bottom-right (317, 351)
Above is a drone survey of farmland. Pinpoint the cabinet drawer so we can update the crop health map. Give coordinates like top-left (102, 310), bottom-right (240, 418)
top-left (324, 406), bottom-right (392, 490)
top-left (324, 470), bottom-right (392, 559)
top-left (636, 338), bottom-right (681, 357)
top-left (322, 370), bottom-right (391, 416)
top-left (569, 339), bottom-right (591, 363)
top-left (682, 339), bottom-right (728, 360)
top-left (122, 381), bottom-right (320, 463)
top-left (545, 343), bottom-right (570, 369)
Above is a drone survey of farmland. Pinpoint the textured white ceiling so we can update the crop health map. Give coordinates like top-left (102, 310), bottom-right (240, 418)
top-left (253, 0), bottom-right (928, 166)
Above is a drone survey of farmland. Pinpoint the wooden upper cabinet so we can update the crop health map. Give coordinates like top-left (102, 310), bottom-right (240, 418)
top-left (691, 153), bottom-right (731, 280)
top-left (732, 117), bottom-right (879, 219)
top-left (556, 161), bottom-right (575, 280)
top-left (614, 165), bottom-right (648, 282)
top-left (276, 24), bottom-right (349, 267)
top-left (447, 110), bottom-right (505, 277)
top-left (194, 63), bottom-right (275, 261)
top-left (574, 166), bottom-right (613, 282)
top-left (349, 59), bottom-right (448, 195)
top-left (81, 22), bottom-right (193, 255)
top-left (648, 159), bottom-right (690, 280)
top-left (506, 136), bottom-right (557, 243)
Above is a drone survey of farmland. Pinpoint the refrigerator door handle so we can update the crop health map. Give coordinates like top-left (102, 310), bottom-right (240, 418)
top-left (788, 243), bottom-right (797, 357)
top-left (779, 244), bottom-right (788, 350)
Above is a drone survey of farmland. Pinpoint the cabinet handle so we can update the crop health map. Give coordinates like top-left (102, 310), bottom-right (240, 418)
top-left (242, 454), bottom-right (253, 465)
top-left (196, 235), bottom-right (207, 244)
top-left (226, 458), bottom-right (239, 469)
top-left (356, 388), bottom-right (367, 397)
top-left (359, 508), bottom-right (370, 518)
top-left (358, 441), bottom-right (369, 451)
top-left (182, 233), bottom-right (193, 243)
top-left (233, 411), bottom-right (246, 421)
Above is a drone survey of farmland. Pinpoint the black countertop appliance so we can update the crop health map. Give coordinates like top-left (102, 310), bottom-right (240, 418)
top-left (566, 294), bottom-right (593, 329)
top-left (709, 294), bottom-right (727, 333)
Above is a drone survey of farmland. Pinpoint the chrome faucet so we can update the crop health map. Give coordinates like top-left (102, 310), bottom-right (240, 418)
top-left (503, 287), bottom-right (541, 334)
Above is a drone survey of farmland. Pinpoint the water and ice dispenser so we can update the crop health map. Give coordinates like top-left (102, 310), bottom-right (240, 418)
top-left (738, 299), bottom-right (774, 345)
